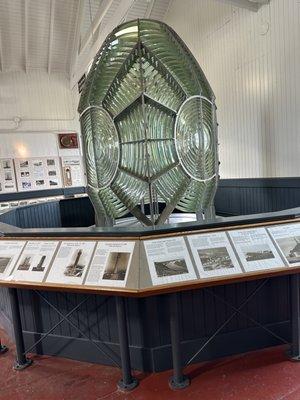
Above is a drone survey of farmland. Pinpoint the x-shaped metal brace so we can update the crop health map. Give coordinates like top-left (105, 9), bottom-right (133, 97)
top-left (9, 287), bottom-right (138, 391)
top-left (24, 290), bottom-right (121, 368)
top-left (187, 278), bottom-right (278, 365)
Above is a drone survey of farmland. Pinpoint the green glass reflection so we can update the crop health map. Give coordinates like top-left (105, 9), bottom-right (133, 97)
top-left (78, 19), bottom-right (219, 227)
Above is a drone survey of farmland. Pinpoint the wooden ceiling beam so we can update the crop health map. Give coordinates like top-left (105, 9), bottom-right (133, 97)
top-left (79, 0), bottom-right (115, 55)
top-left (24, 0), bottom-right (29, 72)
top-left (47, 0), bottom-right (55, 74)
top-left (214, 0), bottom-right (270, 12)
top-left (69, 0), bottom-right (85, 79)
top-left (0, 30), bottom-right (3, 72)
top-left (71, 0), bottom-right (135, 89)
top-left (145, 0), bottom-right (156, 18)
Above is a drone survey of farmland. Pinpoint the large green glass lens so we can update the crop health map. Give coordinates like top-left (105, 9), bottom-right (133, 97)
top-left (79, 19), bottom-right (219, 227)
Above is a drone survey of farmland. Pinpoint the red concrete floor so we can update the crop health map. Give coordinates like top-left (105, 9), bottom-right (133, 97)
top-left (1, 328), bottom-right (300, 400)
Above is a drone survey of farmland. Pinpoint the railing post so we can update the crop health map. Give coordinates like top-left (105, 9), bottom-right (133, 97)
top-left (289, 274), bottom-right (300, 360)
top-left (115, 296), bottom-right (138, 391)
top-left (8, 288), bottom-right (32, 369)
top-left (169, 293), bottom-right (190, 390)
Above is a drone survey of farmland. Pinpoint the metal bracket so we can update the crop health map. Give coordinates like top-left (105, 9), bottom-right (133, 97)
top-left (117, 377), bottom-right (139, 391)
top-left (13, 358), bottom-right (33, 370)
top-left (169, 375), bottom-right (190, 390)
top-left (286, 349), bottom-right (300, 362)
top-left (0, 344), bottom-right (8, 354)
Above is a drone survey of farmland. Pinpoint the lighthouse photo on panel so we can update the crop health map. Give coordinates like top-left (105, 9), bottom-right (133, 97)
top-left (154, 259), bottom-right (188, 277)
top-left (275, 236), bottom-right (300, 264)
top-left (102, 252), bottom-right (130, 281)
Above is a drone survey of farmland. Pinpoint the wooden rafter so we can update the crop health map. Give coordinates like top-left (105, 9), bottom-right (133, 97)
top-left (214, 0), bottom-right (270, 12)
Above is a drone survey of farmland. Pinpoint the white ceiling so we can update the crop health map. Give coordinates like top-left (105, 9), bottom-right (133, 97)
top-left (0, 0), bottom-right (78, 73)
top-left (0, 0), bottom-right (172, 79)
top-left (0, 0), bottom-right (269, 82)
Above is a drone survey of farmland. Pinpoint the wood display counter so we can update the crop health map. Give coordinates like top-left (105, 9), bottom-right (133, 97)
top-left (0, 209), bottom-right (300, 390)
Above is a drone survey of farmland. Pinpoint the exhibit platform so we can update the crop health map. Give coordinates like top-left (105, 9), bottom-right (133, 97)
top-left (0, 182), bottom-right (300, 395)
top-left (0, 193), bottom-right (300, 381)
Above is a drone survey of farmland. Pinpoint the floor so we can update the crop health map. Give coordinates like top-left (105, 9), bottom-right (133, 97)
top-left (1, 329), bottom-right (300, 400)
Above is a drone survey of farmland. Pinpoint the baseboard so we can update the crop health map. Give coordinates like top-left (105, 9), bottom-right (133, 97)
top-left (21, 320), bottom-right (290, 372)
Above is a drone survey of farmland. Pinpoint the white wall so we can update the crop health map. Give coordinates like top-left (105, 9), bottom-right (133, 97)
top-left (165, 0), bottom-right (300, 179)
top-left (0, 70), bottom-right (81, 158)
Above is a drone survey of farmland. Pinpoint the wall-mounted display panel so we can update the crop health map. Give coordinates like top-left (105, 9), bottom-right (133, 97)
top-left (268, 223), bottom-right (300, 267)
top-left (0, 159), bottom-right (17, 193)
top-left (144, 237), bottom-right (197, 285)
top-left (46, 241), bottom-right (96, 285)
top-left (187, 232), bottom-right (243, 278)
top-left (228, 228), bottom-right (286, 272)
top-left (85, 241), bottom-right (136, 287)
top-left (0, 241), bottom-right (26, 279)
top-left (12, 241), bottom-right (59, 282)
top-left (61, 156), bottom-right (85, 187)
top-left (44, 157), bottom-right (63, 188)
top-left (14, 157), bottom-right (62, 191)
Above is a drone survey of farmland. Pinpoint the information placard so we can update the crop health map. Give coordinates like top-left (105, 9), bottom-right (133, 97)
top-left (85, 241), bottom-right (135, 287)
top-left (61, 156), bottom-right (85, 187)
top-left (144, 237), bottom-right (197, 285)
top-left (228, 228), bottom-right (286, 272)
top-left (0, 241), bottom-right (26, 279)
top-left (0, 158), bottom-right (17, 193)
top-left (268, 223), bottom-right (300, 267)
top-left (187, 232), bottom-right (243, 277)
top-left (45, 241), bottom-right (96, 285)
top-left (12, 241), bottom-right (59, 282)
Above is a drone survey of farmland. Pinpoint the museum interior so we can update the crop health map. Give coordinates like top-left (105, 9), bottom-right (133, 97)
top-left (0, 0), bottom-right (300, 399)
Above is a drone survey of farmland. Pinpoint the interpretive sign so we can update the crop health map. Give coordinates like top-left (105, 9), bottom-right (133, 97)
top-left (188, 231), bottom-right (243, 277)
top-left (12, 241), bottom-right (59, 282)
top-left (46, 241), bottom-right (96, 285)
top-left (228, 228), bottom-right (286, 272)
top-left (85, 241), bottom-right (135, 287)
top-left (144, 237), bottom-right (197, 285)
top-left (0, 241), bottom-right (26, 279)
top-left (268, 223), bottom-right (300, 267)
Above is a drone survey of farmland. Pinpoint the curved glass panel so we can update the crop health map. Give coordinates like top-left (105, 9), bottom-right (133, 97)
top-left (79, 19), bottom-right (219, 226)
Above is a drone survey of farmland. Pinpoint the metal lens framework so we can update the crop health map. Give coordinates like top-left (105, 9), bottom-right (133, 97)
top-left (79, 19), bottom-right (219, 227)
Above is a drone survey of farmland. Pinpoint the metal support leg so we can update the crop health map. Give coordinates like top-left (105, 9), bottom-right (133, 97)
top-left (8, 288), bottom-right (32, 370)
top-left (169, 293), bottom-right (190, 390)
top-left (115, 296), bottom-right (138, 391)
top-left (289, 274), bottom-right (300, 361)
top-left (0, 338), bottom-right (8, 354)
